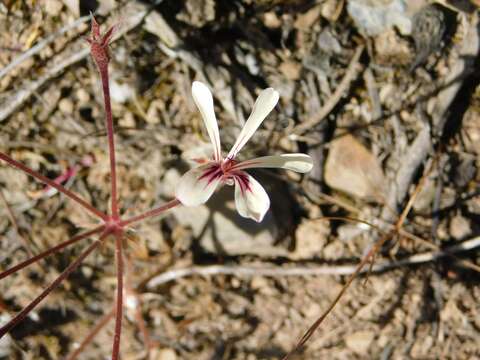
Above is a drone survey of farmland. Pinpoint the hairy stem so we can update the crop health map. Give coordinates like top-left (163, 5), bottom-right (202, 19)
top-left (0, 235), bottom-right (104, 338)
top-left (0, 226), bottom-right (104, 280)
top-left (112, 233), bottom-right (124, 360)
top-left (0, 152), bottom-right (106, 220)
top-left (98, 67), bottom-right (119, 218)
top-left (119, 199), bottom-right (181, 227)
top-left (66, 307), bottom-right (115, 360)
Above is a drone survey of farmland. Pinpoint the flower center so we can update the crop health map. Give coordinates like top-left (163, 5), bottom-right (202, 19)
top-left (199, 158), bottom-right (248, 189)
top-left (221, 158), bottom-right (237, 173)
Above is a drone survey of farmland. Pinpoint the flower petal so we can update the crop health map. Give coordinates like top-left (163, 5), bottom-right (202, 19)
top-left (227, 88), bottom-right (279, 159)
top-left (234, 153), bottom-right (313, 173)
top-left (176, 163), bottom-right (222, 206)
top-left (192, 81), bottom-right (222, 161)
top-left (234, 173), bottom-right (270, 222)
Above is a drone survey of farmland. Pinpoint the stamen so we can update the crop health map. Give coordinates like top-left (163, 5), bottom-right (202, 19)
top-left (221, 158), bottom-right (237, 173)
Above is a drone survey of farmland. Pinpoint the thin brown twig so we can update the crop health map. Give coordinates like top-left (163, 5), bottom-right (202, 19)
top-left (66, 307), bottom-right (115, 360)
top-left (146, 236), bottom-right (480, 288)
top-left (288, 45), bottom-right (364, 136)
top-left (281, 153), bottom-right (437, 359)
top-left (0, 15), bottom-right (91, 80)
top-left (306, 192), bottom-right (480, 273)
top-left (0, 3), bottom-right (149, 123)
top-left (0, 188), bottom-right (34, 258)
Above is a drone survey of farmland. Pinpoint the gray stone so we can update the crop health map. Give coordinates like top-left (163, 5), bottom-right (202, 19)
top-left (347, 0), bottom-right (413, 36)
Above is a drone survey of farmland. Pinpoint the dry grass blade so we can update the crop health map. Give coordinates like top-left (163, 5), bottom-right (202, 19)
top-left (0, 188), bottom-right (34, 258)
top-left (282, 155), bottom-right (437, 359)
top-left (66, 308), bottom-right (115, 360)
top-left (289, 45), bottom-right (364, 136)
top-left (0, 235), bottom-right (104, 338)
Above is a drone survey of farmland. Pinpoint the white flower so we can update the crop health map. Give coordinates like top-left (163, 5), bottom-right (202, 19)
top-left (176, 81), bottom-right (313, 222)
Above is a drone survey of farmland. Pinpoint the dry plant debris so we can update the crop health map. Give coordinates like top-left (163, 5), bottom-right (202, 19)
top-left (1, 0), bottom-right (480, 359)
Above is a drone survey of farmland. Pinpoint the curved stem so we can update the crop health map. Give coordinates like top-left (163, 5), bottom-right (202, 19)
top-left (0, 226), bottom-right (104, 280)
top-left (0, 235), bottom-right (105, 338)
top-left (0, 152), bottom-right (107, 220)
top-left (99, 67), bottom-right (119, 218)
top-left (119, 199), bottom-right (181, 227)
top-left (112, 233), bottom-right (124, 360)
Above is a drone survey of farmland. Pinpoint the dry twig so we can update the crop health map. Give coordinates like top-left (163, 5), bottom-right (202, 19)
top-left (0, 15), bottom-right (91, 80)
top-left (147, 235), bottom-right (480, 288)
top-left (0, 3), bottom-right (148, 123)
top-left (383, 13), bottom-right (480, 220)
top-left (288, 45), bottom-right (364, 137)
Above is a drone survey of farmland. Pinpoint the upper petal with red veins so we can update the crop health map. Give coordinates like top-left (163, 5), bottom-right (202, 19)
top-left (176, 163), bottom-right (222, 206)
top-left (227, 88), bottom-right (279, 159)
top-left (234, 153), bottom-right (313, 173)
top-left (192, 81), bottom-right (222, 161)
top-left (234, 172), bottom-right (270, 222)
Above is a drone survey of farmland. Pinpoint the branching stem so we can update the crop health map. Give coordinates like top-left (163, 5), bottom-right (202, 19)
top-left (119, 199), bottom-right (181, 227)
top-left (0, 226), bottom-right (104, 280)
top-left (0, 235), bottom-right (104, 338)
top-left (0, 152), bottom-right (107, 220)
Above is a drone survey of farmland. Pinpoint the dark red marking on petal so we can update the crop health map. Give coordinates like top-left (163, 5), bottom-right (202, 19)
top-left (198, 164), bottom-right (223, 186)
top-left (231, 159), bottom-right (262, 171)
top-left (221, 158), bottom-right (238, 173)
top-left (232, 171), bottom-right (251, 195)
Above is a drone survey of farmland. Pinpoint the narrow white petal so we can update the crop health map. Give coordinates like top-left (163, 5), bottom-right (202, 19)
top-left (227, 88), bottom-right (279, 159)
top-left (192, 81), bottom-right (222, 161)
top-left (234, 153), bottom-right (313, 173)
top-left (234, 173), bottom-right (270, 222)
top-left (176, 163), bottom-right (222, 206)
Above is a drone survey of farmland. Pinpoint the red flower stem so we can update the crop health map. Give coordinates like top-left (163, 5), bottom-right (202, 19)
top-left (0, 152), bottom-right (107, 220)
top-left (66, 307), bottom-right (115, 360)
top-left (0, 234), bottom-right (105, 339)
top-left (98, 67), bottom-right (119, 218)
top-left (118, 199), bottom-right (181, 227)
top-left (112, 233), bottom-right (124, 360)
top-left (0, 226), bottom-right (104, 280)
